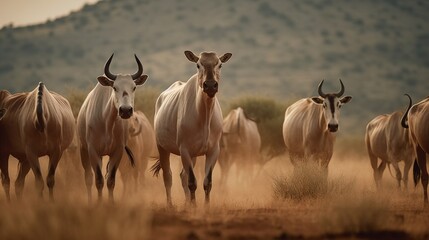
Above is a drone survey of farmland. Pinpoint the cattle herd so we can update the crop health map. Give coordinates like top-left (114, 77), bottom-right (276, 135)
top-left (0, 50), bottom-right (428, 207)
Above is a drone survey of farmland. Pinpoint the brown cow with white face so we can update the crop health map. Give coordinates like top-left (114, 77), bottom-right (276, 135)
top-left (0, 83), bottom-right (75, 201)
top-left (151, 50), bottom-right (232, 206)
top-left (401, 94), bottom-right (429, 206)
top-left (282, 80), bottom-right (352, 178)
top-left (77, 54), bottom-right (148, 202)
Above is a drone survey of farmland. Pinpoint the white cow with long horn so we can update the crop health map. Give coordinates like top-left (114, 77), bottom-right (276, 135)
top-left (77, 53), bottom-right (148, 202)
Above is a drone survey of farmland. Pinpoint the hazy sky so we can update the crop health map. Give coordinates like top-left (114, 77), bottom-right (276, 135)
top-left (0, 0), bottom-right (99, 27)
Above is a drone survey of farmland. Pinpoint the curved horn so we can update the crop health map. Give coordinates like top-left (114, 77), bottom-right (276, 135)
top-left (131, 54), bottom-right (143, 80)
top-left (104, 53), bottom-right (117, 80)
top-left (401, 94), bottom-right (412, 129)
top-left (317, 80), bottom-right (327, 98)
top-left (336, 79), bottom-right (345, 97)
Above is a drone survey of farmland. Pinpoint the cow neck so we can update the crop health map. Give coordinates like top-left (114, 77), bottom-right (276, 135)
top-left (104, 92), bottom-right (119, 131)
top-left (195, 78), bottom-right (215, 138)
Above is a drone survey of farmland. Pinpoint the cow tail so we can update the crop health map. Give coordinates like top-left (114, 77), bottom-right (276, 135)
top-left (413, 159), bottom-right (421, 187)
top-left (150, 159), bottom-right (162, 177)
top-left (401, 94), bottom-right (412, 128)
top-left (36, 82), bottom-right (45, 132)
top-left (124, 146), bottom-right (135, 167)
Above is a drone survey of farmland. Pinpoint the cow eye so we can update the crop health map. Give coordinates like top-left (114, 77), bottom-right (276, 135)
top-left (323, 104), bottom-right (326, 108)
top-left (113, 87), bottom-right (117, 92)
top-left (219, 64), bottom-right (222, 69)
top-left (196, 64), bottom-right (200, 69)
top-left (133, 86), bottom-right (136, 91)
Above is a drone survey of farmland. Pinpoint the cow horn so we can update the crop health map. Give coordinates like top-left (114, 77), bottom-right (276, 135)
top-left (317, 80), bottom-right (327, 98)
top-left (336, 79), bottom-right (345, 97)
top-left (131, 54), bottom-right (143, 80)
top-left (104, 53), bottom-right (117, 80)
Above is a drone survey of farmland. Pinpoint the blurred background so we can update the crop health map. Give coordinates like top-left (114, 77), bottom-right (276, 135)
top-left (0, 0), bottom-right (428, 155)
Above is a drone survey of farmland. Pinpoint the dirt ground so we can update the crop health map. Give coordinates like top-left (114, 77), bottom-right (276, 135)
top-left (0, 154), bottom-right (428, 240)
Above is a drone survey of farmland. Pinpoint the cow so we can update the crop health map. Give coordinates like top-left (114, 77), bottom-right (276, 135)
top-left (151, 50), bottom-right (232, 206)
top-left (365, 109), bottom-right (414, 190)
top-left (218, 107), bottom-right (262, 186)
top-left (77, 54), bottom-right (148, 202)
top-left (282, 79), bottom-right (352, 180)
top-left (401, 94), bottom-right (429, 206)
top-left (0, 82), bottom-right (75, 200)
top-left (118, 110), bottom-right (157, 195)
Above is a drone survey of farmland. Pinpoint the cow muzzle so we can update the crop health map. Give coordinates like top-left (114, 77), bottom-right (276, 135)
top-left (328, 123), bottom-right (338, 132)
top-left (203, 80), bottom-right (218, 98)
top-left (119, 106), bottom-right (133, 119)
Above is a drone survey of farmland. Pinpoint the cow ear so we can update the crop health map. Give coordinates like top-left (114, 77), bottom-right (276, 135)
top-left (219, 53), bottom-right (232, 63)
top-left (311, 97), bottom-right (324, 104)
top-left (340, 96), bottom-right (352, 104)
top-left (134, 75), bottom-right (148, 86)
top-left (97, 76), bottom-right (114, 86)
top-left (184, 51), bottom-right (199, 63)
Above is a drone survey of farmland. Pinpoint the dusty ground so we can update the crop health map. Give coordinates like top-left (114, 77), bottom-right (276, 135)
top-left (0, 154), bottom-right (428, 240)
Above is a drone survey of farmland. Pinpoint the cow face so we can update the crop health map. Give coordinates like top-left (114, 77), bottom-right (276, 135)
top-left (185, 50), bottom-right (232, 98)
top-left (97, 54), bottom-right (148, 119)
top-left (311, 80), bottom-right (352, 132)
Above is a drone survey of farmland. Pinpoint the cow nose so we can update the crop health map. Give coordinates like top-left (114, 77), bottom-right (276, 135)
top-left (119, 106), bottom-right (133, 119)
top-left (328, 123), bottom-right (338, 132)
top-left (203, 81), bottom-right (218, 97)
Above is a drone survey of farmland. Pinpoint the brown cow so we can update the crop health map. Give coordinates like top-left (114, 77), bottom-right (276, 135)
top-left (77, 54), bottom-right (148, 202)
top-left (119, 110), bottom-right (157, 195)
top-left (0, 82), bottom-right (75, 200)
top-left (366, 110), bottom-right (414, 190)
top-left (401, 94), bottom-right (429, 206)
top-left (151, 50), bottom-right (232, 206)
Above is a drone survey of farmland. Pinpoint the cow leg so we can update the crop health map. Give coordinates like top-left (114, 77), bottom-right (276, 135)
top-left (15, 160), bottom-right (30, 200)
top-left (391, 161), bottom-right (402, 189)
top-left (416, 145), bottom-right (428, 206)
top-left (369, 150), bottom-right (380, 189)
top-left (106, 150), bottom-right (122, 202)
top-left (46, 151), bottom-right (62, 201)
top-left (88, 147), bottom-right (103, 202)
top-left (26, 152), bottom-right (44, 198)
top-left (179, 148), bottom-right (197, 205)
top-left (403, 158), bottom-right (413, 191)
top-left (219, 154), bottom-right (232, 188)
top-left (180, 168), bottom-right (190, 202)
top-left (80, 146), bottom-right (93, 203)
top-left (180, 157), bottom-right (197, 202)
top-left (204, 145), bottom-right (220, 205)
top-left (0, 153), bottom-right (10, 201)
top-left (375, 160), bottom-right (387, 190)
top-left (158, 145), bottom-right (172, 206)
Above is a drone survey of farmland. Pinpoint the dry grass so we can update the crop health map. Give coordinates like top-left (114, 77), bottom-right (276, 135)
top-left (0, 199), bottom-right (151, 240)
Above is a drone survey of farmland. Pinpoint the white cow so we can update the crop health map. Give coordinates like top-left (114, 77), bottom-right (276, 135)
top-left (119, 110), bottom-right (157, 195)
top-left (151, 50), bottom-right (232, 206)
top-left (401, 94), bottom-right (429, 206)
top-left (282, 80), bottom-right (352, 178)
top-left (77, 54), bottom-right (148, 202)
top-left (366, 109), bottom-right (414, 189)
top-left (0, 83), bottom-right (75, 200)
top-left (218, 107), bottom-right (262, 185)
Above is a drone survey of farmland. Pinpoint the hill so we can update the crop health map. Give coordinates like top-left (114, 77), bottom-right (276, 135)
top-left (0, 0), bottom-right (428, 136)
